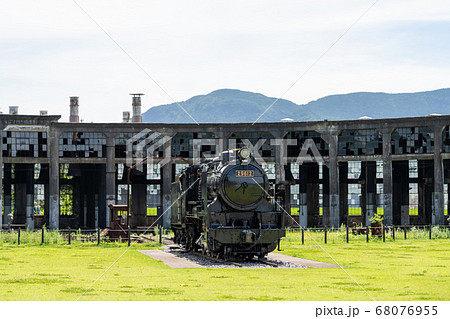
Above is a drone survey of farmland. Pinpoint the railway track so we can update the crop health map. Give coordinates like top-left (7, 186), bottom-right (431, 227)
top-left (170, 243), bottom-right (279, 268)
top-left (191, 251), bottom-right (278, 268)
top-left (191, 251), bottom-right (243, 267)
top-left (255, 259), bottom-right (278, 268)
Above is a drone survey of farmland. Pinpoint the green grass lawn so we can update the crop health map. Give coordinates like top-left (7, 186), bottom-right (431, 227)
top-left (0, 233), bottom-right (448, 301)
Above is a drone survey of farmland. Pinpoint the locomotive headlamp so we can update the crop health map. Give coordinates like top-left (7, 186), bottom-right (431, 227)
top-left (239, 148), bottom-right (251, 160)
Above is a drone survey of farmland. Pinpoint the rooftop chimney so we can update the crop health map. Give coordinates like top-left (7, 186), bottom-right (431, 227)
top-left (9, 106), bottom-right (18, 115)
top-left (123, 111), bottom-right (131, 123)
top-left (40, 110), bottom-right (48, 116)
top-left (131, 93), bottom-right (143, 123)
top-left (69, 96), bottom-right (79, 123)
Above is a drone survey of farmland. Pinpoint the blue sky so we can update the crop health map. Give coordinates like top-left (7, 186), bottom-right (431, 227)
top-left (1, 0), bottom-right (450, 122)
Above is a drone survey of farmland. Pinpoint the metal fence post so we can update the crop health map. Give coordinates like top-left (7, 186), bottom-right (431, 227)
top-left (97, 228), bottom-right (101, 245)
top-left (346, 225), bottom-right (349, 243)
top-left (159, 225), bottom-right (162, 244)
top-left (301, 228), bottom-right (304, 245)
top-left (404, 226), bottom-right (407, 239)
top-left (392, 226), bottom-right (395, 240)
top-left (18, 228), bottom-right (21, 246)
top-left (324, 226), bottom-right (327, 244)
top-left (429, 224), bottom-right (432, 240)
top-left (382, 224), bottom-right (385, 242)
top-left (68, 227), bottom-right (71, 245)
top-left (366, 226), bottom-right (369, 242)
top-left (128, 226), bottom-right (131, 247)
top-left (41, 227), bottom-right (45, 245)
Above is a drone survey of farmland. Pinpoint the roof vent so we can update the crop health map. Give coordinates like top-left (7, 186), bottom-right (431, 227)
top-left (9, 106), bottom-right (18, 115)
top-left (123, 111), bottom-right (131, 123)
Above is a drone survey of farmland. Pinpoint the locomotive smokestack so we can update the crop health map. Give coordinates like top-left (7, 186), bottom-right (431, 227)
top-left (9, 106), bottom-right (18, 115)
top-left (123, 111), bottom-right (131, 123)
top-left (40, 110), bottom-right (48, 116)
top-left (69, 96), bottom-right (79, 123)
top-left (131, 93), bottom-right (143, 123)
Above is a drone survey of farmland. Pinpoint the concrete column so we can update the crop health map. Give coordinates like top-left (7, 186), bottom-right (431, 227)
top-left (433, 126), bottom-right (445, 225)
top-left (322, 164), bottom-right (330, 227)
top-left (273, 135), bottom-right (286, 184)
top-left (48, 128), bottom-right (60, 230)
top-left (382, 130), bottom-right (393, 225)
top-left (98, 165), bottom-right (107, 228)
top-left (401, 163), bottom-right (410, 226)
top-left (339, 162), bottom-right (348, 225)
top-left (13, 164), bottom-right (32, 226)
top-left (364, 161), bottom-right (377, 226)
top-left (3, 165), bottom-right (12, 226)
top-left (328, 134), bottom-right (340, 227)
top-left (83, 194), bottom-right (87, 228)
top-left (3, 178), bottom-right (11, 225)
top-left (272, 131), bottom-right (291, 225)
top-left (105, 135), bottom-right (116, 228)
top-left (393, 161), bottom-right (409, 225)
top-left (285, 174), bottom-right (291, 217)
top-left (26, 165), bottom-right (34, 230)
top-left (161, 137), bottom-right (173, 228)
top-left (44, 183), bottom-right (50, 227)
top-left (418, 160), bottom-right (433, 224)
top-left (15, 182), bottom-right (26, 225)
top-left (94, 194), bottom-right (99, 229)
top-left (298, 164), bottom-right (308, 227)
top-left (131, 183), bottom-right (147, 226)
top-left (306, 163), bottom-right (320, 227)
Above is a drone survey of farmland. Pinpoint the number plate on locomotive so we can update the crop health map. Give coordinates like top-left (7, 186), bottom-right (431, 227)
top-left (235, 170), bottom-right (254, 177)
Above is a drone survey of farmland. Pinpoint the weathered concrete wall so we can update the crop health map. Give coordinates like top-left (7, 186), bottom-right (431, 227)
top-left (1, 113), bottom-right (450, 229)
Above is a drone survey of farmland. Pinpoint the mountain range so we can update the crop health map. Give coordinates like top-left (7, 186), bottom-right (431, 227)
top-left (142, 88), bottom-right (450, 123)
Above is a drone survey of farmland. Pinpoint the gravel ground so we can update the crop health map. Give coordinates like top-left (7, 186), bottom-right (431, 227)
top-left (166, 249), bottom-right (307, 269)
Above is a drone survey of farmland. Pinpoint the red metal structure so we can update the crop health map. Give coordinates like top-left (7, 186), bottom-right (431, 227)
top-left (106, 204), bottom-right (129, 240)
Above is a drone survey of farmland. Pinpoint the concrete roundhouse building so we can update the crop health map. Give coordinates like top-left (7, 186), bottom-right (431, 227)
top-left (0, 96), bottom-right (449, 230)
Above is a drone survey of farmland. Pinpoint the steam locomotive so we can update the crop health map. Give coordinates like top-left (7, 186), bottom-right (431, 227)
top-left (171, 148), bottom-right (285, 260)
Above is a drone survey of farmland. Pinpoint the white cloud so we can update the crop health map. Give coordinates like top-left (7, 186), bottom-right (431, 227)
top-left (1, 0), bottom-right (450, 121)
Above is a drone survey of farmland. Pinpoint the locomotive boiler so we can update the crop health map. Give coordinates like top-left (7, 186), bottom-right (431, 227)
top-left (171, 148), bottom-right (285, 260)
